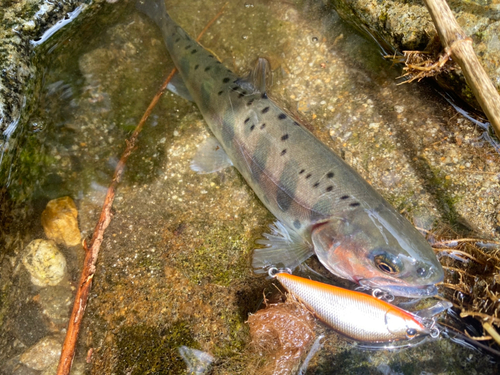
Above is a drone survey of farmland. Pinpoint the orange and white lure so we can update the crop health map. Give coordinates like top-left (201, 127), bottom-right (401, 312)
top-left (271, 270), bottom-right (439, 343)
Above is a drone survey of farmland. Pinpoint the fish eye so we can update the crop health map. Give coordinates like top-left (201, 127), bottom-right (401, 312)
top-left (406, 328), bottom-right (417, 338)
top-left (374, 253), bottom-right (401, 274)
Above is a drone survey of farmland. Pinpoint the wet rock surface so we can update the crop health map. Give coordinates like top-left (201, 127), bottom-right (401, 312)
top-left (326, 0), bottom-right (500, 109)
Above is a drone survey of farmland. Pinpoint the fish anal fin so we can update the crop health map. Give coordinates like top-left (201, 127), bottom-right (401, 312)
top-left (190, 137), bottom-right (233, 174)
top-left (252, 220), bottom-right (313, 273)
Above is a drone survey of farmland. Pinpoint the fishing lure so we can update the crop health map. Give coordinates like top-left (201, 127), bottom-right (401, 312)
top-left (271, 269), bottom-right (440, 343)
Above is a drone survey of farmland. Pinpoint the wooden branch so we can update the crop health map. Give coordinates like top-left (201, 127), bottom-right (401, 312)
top-left (55, 4), bottom-right (227, 374)
top-left (422, 0), bottom-right (500, 140)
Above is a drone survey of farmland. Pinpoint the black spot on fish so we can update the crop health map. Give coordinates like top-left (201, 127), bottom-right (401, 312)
top-left (208, 55), bottom-right (214, 58)
top-left (299, 169), bottom-right (305, 174)
top-left (281, 134), bottom-right (289, 141)
top-left (185, 45), bottom-right (191, 50)
top-left (238, 93), bottom-right (245, 98)
top-left (327, 172), bottom-right (334, 178)
top-left (191, 49), bottom-right (197, 54)
top-left (260, 123), bottom-right (266, 130)
top-left (340, 195), bottom-right (349, 200)
top-left (262, 107), bottom-right (270, 114)
top-left (218, 90), bottom-right (223, 95)
top-left (247, 99), bottom-right (254, 106)
top-left (217, 61), bottom-right (222, 64)
top-left (250, 137), bottom-right (271, 182)
top-left (205, 66), bottom-right (211, 72)
top-left (277, 161), bottom-right (297, 212)
top-left (194, 64), bottom-right (199, 70)
top-left (293, 220), bottom-right (301, 229)
top-left (223, 77), bottom-right (230, 83)
top-left (281, 149), bottom-right (287, 156)
top-left (250, 124), bottom-right (255, 131)
top-left (245, 118), bottom-right (250, 123)
top-left (350, 202), bottom-right (360, 207)
top-left (175, 38), bottom-right (180, 42)
top-left (326, 186), bottom-right (333, 192)
top-left (294, 121), bottom-right (300, 126)
top-left (313, 182), bottom-right (319, 188)
top-left (232, 87), bottom-right (238, 91)
top-left (227, 69), bottom-right (232, 73)
top-left (278, 113), bottom-right (286, 120)
top-left (305, 173), bottom-right (312, 179)
top-left (262, 93), bottom-right (268, 99)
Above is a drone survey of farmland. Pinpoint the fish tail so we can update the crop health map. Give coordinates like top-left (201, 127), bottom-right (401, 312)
top-left (136, 0), bottom-right (169, 28)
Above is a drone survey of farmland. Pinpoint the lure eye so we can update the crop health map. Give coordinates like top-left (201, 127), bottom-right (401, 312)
top-left (406, 328), bottom-right (417, 338)
top-left (374, 253), bottom-right (401, 274)
top-left (416, 267), bottom-right (427, 277)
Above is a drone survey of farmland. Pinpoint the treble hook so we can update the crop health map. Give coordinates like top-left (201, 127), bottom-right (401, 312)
top-left (372, 288), bottom-right (395, 302)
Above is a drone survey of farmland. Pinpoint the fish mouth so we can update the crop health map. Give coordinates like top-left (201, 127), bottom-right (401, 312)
top-left (359, 278), bottom-right (439, 298)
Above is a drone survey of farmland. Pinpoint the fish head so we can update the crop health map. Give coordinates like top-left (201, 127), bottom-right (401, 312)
top-left (310, 204), bottom-right (444, 297)
top-left (385, 308), bottom-right (429, 340)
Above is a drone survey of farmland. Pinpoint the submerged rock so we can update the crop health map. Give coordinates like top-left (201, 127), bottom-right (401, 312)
top-left (38, 285), bottom-right (74, 325)
top-left (19, 336), bottom-right (62, 371)
top-left (41, 196), bottom-right (81, 247)
top-left (22, 239), bottom-right (67, 287)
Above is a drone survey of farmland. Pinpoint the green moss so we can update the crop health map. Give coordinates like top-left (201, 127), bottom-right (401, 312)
top-left (115, 321), bottom-right (198, 375)
top-left (178, 227), bottom-right (250, 287)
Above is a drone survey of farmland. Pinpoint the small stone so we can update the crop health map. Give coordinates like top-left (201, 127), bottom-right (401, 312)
top-left (19, 336), bottom-right (62, 371)
top-left (41, 196), bottom-right (81, 247)
top-left (22, 239), bottom-right (67, 287)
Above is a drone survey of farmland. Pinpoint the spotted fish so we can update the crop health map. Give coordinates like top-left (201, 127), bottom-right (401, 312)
top-left (137, 0), bottom-right (444, 297)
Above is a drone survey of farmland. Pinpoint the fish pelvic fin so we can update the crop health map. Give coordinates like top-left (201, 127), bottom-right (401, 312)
top-left (191, 137), bottom-right (233, 174)
top-left (252, 220), bottom-right (313, 273)
top-left (167, 71), bottom-right (194, 102)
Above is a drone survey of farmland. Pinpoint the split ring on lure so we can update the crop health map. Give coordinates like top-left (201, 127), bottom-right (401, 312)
top-left (269, 268), bottom-right (439, 343)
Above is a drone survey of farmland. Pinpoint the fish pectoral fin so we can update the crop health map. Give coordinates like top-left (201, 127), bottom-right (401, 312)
top-left (167, 71), bottom-right (194, 102)
top-left (190, 137), bottom-right (233, 174)
top-left (252, 220), bottom-right (313, 273)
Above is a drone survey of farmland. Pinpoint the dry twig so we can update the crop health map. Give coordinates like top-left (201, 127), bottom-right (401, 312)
top-left (422, 0), bottom-right (500, 139)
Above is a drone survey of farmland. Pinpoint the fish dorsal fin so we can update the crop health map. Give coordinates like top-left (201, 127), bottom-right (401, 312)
top-left (190, 137), bottom-right (233, 174)
top-left (238, 57), bottom-right (272, 94)
top-left (167, 71), bottom-right (194, 102)
top-left (252, 220), bottom-right (313, 273)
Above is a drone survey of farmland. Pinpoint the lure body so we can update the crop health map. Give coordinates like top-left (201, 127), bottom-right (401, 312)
top-left (275, 272), bottom-right (429, 342)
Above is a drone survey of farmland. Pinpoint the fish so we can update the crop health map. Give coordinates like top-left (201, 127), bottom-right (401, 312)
top-left (273, 271), bottom-right (436, 342)
top-left (136, 0), bottom-right (444, 297)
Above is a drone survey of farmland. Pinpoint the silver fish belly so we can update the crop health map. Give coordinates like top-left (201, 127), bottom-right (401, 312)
top-left (137, 0), bottom-right (444, 297)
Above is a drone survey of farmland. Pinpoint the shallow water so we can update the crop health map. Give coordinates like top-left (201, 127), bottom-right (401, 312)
top-left (1, 0), bottom-right (500, 374)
